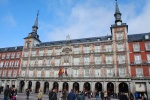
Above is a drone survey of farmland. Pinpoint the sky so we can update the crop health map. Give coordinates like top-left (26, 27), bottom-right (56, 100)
top-left (0, 0), bottom-right (150, 48)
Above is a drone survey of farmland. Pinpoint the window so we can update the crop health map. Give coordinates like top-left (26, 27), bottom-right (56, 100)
top-left (30, 60), bottom-right (35, 66)
top-left (84, 69), bottom-right (89, 77)
top-left (84, 47), bottom-right (90, 53)
top-left (46, 59), bottom-right (51, 66)
top-left (37, 71), bottom-right (41, 77)
top-left (136, 68), bottom-right (143, 77)
top-left (134, 55), bottom-right (141, 64)
top-left (119, 68), bottom-right (126, 77)
top-left (74, 58), bottom-right (79, 65)
top-left (23, 61), bottom-right (27, 67)
top-left (9, 61), bottom-right (14, 67)
top-left (94, 46), bottom-right (100, 52)
top-left (106, 56), bottom-right (112, 64)
top-left (29, 71), bottom-right (33, 77)
top-left (47, 49), bottom-right (52, 55)
top-left (145, 35), bottom-right (149, 39)
top-left (117, 44), bottom-right (124, 51)
top-left (22, 71), bottom-right (25, 77)
top-left (31, 51), bottom-right (36, 57)
top-left (16, 52), bottom-right (20, 58)
top-left (147, 54), bottom-right (150, 63)
top-left (116, 32), bottom-right (123, 40)
top-left (105, 45), bottom-right (112, 52)
top-left (8, 70), bottom-right (12, 77)
top-left (133, 43), bottom-right (140, 52)
top-left (145, 43), bottom-right (150, 51)
top-left (13, 70), bottom-right (17, 77)
top-left (55, 49), bottom-right (61, 55)
top-left (55, 59), bottom-right (60, 66)
top-left (95, 56), bottom-right (101, 64)
top-left (3, 70), bottom-right (6, 76)
top-left (11, 53), bottom-right (15, 59)
top-left (24, 52), bottom-right (28, 57)
top-left (106, 68), bottom-right (113, 77)
top-left (84, 57), bottom-right (90, 65)
top-left (118, 55), bottom-right (125, 64)
top-left (6, 53), bottom-right (10, 59)
top-left (74, 48), bottom-right (79, 54)
top-left (15, 61), bottom-right (19, 67)
top-left (38, 60), bottom-right (43, 66)
top-left (26, 42), bottom-right (30, 48)
top-left (5, 61), bottom-right (9, 67)
top-left (95, 69), bottom-right (101, 77)
top-left (0, 61), bottom-right (4, 68)
top-left (39, 50), bottom-right (44, 56)
top-left (2, 53), bottom-right (5, 59)
top-left (73, 69), bottom-right (78, 77)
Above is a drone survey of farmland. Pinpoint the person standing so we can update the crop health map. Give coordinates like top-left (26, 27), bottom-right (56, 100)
top-left (38, 89), bottom-right (43, 100)
top-left (144, 93), bottom-right (147, 100)
top-left (101, 91), bottom-right (104, 100)
top-left (95, 92), bottom-right (99, 100)
top-left (134, 92), bottom-right (139, 100)
top-left (4, 86), bottom-right (9, 100)
top-left (76, 91), bottom-right (85, 100)
top-left (26, 88), bottom-right (30, 99)
top-left (49, 89), bottom-right (57, 100)
top-left (67, 89), bottom-right (76, 100)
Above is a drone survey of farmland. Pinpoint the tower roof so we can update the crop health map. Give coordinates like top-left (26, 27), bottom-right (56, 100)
top-left (115, 0), bottom-right (120, 14)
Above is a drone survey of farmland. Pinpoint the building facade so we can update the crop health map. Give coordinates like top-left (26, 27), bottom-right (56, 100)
top-left (0, 0), bottom-right (150, 99)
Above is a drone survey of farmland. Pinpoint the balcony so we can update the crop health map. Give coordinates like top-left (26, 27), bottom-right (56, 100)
top-left (116, 36), bottom-right (123, 40)
top-left (106, 60), bottom-right (113, 64)
top-left (23, 54), bottom-right (28, 57)
top-left (133, 48), bottom-right (140, 52)
top-left (84, 50), bottom-right (90, 54)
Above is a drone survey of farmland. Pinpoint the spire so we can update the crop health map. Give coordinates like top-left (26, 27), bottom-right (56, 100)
top-left (32, 10), bottom-right (39, 33)
top-left (114, 0), bottom-right (122, 25)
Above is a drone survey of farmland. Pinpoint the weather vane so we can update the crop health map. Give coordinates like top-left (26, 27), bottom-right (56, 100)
top-left (37, 10), bottom-right (39, 17)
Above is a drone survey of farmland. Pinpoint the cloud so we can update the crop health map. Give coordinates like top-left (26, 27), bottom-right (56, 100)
top-left (40, 0), bottom-right (150, 42)
top-left (3, 15), bottom-right (17, 27)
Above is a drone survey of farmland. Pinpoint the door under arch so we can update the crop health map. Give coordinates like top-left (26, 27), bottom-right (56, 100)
top-left (119, 82), bottom-right (128, 93)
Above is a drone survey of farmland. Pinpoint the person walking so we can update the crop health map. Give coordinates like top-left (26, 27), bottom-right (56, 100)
top-left (67, 89), bottom-right (76, 100)
top-left (101, 91), bottom-right (104, 100)
top-left (76, 91), bottom-right (85, 100)
top-left (4, 86), bottom-right (9, 100)
top-left (144, 93), bottom-right (147, 100)
top-left (26, 88), bottom-right (30, 99)
top-left (134, 92), bottom-right (139, 100)
top-left (38, 89), bottom-right (43, 100)
top-left (49, 89), bottom-right (57, 100)
top-left (95, 92), bottom-right (99, 100)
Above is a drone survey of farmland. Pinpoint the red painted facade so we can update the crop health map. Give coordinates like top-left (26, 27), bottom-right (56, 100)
top-left (129, 41), bottom-right (150, 77)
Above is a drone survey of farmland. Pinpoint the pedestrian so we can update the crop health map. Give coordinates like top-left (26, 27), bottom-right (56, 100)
top-left (129, 92), bottom-right (134, 100)
top-left (62, 90), bottom-right (67, 100)
top-left (26, 88), bottom-right (30, 99)
top-left (49, 89), bottom-right (57, 100)
top-left (144, 93), bottom-right (147, 100)
top-left (67, 89), bottom-right (76, 100)
top-left (104, 91), bottom-right (107, 100)
top-left (76, 91), bottom-right (85, 100)
top-left (101, 91), bottom-right (104, 100)
top-left (4, 86), bottom-right (9, 100)
top-left (38, 89), bottom-right (43, 100)
top-left (12, 88), bottom-right (17, 100)
top-left (134, 92), bottom-right (139, 100)
top-left (95, 92), bottom-right (99, 100)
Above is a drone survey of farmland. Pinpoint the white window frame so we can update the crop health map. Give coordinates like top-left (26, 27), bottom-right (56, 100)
top-left (23, 61), bottom-right (27, 67)
top-left (105, 45), bottom-right (112, 52)
top-left (84, 69), bottom-right (89, 77)
top-left (145, 42), bottom-right (150, 51)
top-left (55, 59), bottom-right (60, 66)
top-left (9, 61), bottom-right (14, 67)
top-left (133, 43), bottom-right (140, 52)
top-left (55, 49), bottom-right (61, 55)
top-left (0, 61), bottom-right (4, 68)
top-left (117, 44), bottom-right (124, 51)
top-left (106, 56), bottom-right (112, 64)
top-left (11, 53), bottom-right (15, 59)
top-left (84, 47), bottom-right (90, 53)
top-left (94, 46), bottom-right (100, 52)
top-left (74, 48), bottom-right (79, 54)
top-left (14, 61), bottom-right (19, 67)
top-left (24, 52), bottom-right (28, 57)
top-left (13, 70), bottom-right (17, 77)
top-left (39, 50), bottom-right (44, 56)
top-left (2, 54), bottom-right (5, 59)
top-left (31, 51), bottom-right (36, 57)
top-left (46, 59), bottom-right (51, 66)
top-left (119, 68), bottom-right (126, 77)
top-left (38, 60), bottom-right (43, 66)
top-left (30, 60), bottom-right (35, 66)
top-left (95, 69), bottom-right (101, 77)
top-left (6, 53), bottom-right (10, 59)
top-left (5, 61), bottom-right (9, 67)
top-left (47, 49), bottom-right (52, 56)
top-left (136, 68), bottom-right (143, 77)
top-left (116, 32), bottom-right (123, 40)
top-left (16, 52), bottom-right (20, 58)
top-left (84, 57), bottom-right (90, 65)
top-left (147, 54), bottom-right (150, 63)
top-left (106, 68), bottom-right (113, 77)
top-left (74, 58), bottom-right (79, 65)
top-left (95, 56), bottom-right (101, 64)
top-left (134, 55), bottom-right (141, 64)
top-left (118, 55), bottom-right (125, 64)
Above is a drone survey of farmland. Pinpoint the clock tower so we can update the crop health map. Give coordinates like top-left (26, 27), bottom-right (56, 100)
top-left (114, 0), bottom-right (122, 25)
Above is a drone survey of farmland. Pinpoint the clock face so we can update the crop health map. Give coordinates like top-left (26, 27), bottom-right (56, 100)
top-left (117, 22), bottom-right (121, 25)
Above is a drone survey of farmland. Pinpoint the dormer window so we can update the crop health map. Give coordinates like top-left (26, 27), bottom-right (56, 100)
top-left (97, 38), bottom-right (100, 41)
top-left (26, 42), bottom-right (30, 48)
top-left (108, 38), bottom-right (110, 40)
top-left (145, 35), bottom-right (149, 39)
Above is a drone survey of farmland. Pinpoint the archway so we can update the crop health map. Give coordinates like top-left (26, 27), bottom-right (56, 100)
top-left (107, 82), bottom-right (114, 95)
top-left (20, 80), bottom-right (25, 93)
top-left (95, 82), bottom-right (102, 92)
top-left (44, 81), bottom-right (49, 94)
top-left (35, 81), bottom-right (40, 93)
top-left (119, 82), bottom-right (128, 93)
top-left (84, 82), bottom-right (90, 91)
top-left (73, 82), bottom-right (79, 92)
top-left (53, 82), bottom-right (59, 92)
top-left (63, 82), bottom-right (69, 91)
top-left (28, 81), bottom-right (32, 90)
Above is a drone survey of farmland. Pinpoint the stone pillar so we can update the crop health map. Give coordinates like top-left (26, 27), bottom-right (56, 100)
top-left (59, 81), bottom-right (63, 91)
top-left (4, 80), bottom-right (7, 89)
top-left (32, 81), bottom-right (35, 93)
top-left (69, 82), bottom-right (73, 91)
top-left (24, 81), bottom-right (28, 91)
top-left (80, 82), bottom-right (83, 91)
top-left (49, 81), bottom-right (53, 90)
top-left (132, 81), bottom-right (136, 94)
top-left (103, 81), bottom-right (107, 92)
top-left (115, 82), bottom-right (119, 93)
top-left (91, 82), bottom-right (95, 96)
top-left (40, 81), bottom-right (44, 93)
top-left (146, 82), bottom-right (150, 100)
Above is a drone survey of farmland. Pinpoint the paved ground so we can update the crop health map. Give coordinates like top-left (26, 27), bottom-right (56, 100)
top-left (0, 93), bottom-right (119, 100)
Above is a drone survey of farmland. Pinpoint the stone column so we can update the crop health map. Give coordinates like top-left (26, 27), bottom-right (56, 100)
top-left (103, 81), bottom-right (107, 92)
top-left (32, 81), bottom-right (35, 93)
top-left (49, 81), bottom-right (53, 90)
top-left (146, 81), bottom-right (150, 99)
top-left (91, 82), bottom-right (95, 96)
top-left (24, 81), bottom-right (28, 91)
top-left (69, 82), bottom-right (73, 91)
top-left (59, 81), bottom-right (63, 91)
top-left (132, 81), bottom-right (136, 94)
top-left (40, 81), bottom-right (44, 93)
top-left (79, 82), bottom-right (83, 91)
top-left (4, 80), bottom-right (7, 89)
top-left (115, 82), bottom-right (119, 93)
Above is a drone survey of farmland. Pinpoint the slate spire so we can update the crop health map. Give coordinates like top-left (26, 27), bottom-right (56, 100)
top-left (32, 10), bottom-right (39, 33)
top-left (114, 0), bottom-right (122, 25)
